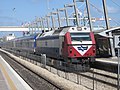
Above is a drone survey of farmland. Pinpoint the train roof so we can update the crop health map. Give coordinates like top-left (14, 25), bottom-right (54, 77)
top-left (14, 33), bottom-right (40, 40)
top-left (39, 26), bottom-right (91, 38)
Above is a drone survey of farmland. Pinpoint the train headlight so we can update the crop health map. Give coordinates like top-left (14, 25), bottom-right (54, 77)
top-left (70, 48), bottom-right (72, 53)
top-left (77, 27), bottom-right (82, 31)
top-left (93, 46), bottom-right (96, 53)
top-left (74, 53), bottom-right (76, 56)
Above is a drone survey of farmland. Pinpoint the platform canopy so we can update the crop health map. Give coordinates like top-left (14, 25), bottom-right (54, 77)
top-left (0, 26), bottom-right (29, 31)
top-left (93, 26), bottom-right (120, 37)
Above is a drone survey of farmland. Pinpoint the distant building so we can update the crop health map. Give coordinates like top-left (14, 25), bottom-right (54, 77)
top-left (3, 33), bottom-right (15, 41)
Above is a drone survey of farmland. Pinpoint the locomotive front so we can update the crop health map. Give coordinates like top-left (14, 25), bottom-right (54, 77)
top-left (62, 27), bottom-right (96, 64)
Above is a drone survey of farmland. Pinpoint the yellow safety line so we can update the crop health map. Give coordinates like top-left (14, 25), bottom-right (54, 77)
top-left (0, 63), bottom-right (17, 90)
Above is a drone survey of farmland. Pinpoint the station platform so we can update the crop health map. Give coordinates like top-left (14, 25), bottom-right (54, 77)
top-left (0, 55), bottom-right (33, 90)
top-left (96, 57), bottom-right (118, 64)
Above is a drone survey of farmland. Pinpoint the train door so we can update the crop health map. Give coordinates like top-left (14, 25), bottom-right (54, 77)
top-left (59, 36), bottom-right (64, 58)
top-left (95, 35), bottom-right (111, 57)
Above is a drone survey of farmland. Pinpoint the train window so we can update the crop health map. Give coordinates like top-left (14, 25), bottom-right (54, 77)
top-left (53, 30), bottom-right (62, 35)
top-left (70, 33), bottom-right (91, 41)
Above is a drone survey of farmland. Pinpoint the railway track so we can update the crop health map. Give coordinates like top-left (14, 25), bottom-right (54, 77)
top-left (0, 51), bottom-right (60, 90)
top-left (5, 49), bottom-right (118, 73)
top-left (1, 49), bottom-right (118, 90)
top-left (75, 69), bottom-right (117, 90)
top-left (91, 61), bottom-right (117, 73)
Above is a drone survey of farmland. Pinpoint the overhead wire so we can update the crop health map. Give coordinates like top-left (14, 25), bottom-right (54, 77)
top-left (89, 2), bottom-right (120, 26)
top-left (111, 0), bottom-right (120, 8)
top-left (109, 0), bottom-right (120, 25)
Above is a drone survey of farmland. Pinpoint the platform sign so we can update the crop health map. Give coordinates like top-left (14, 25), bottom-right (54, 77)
top-left (117, 49), bottom-right (120, 90)
top-left (114, 35), bottom-right (120, 90)
top-left (114, 35), bottom-right (120, 48)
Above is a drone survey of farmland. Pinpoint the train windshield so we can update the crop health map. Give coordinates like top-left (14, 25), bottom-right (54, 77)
top-left (70, 33), bottom-right (91, 41)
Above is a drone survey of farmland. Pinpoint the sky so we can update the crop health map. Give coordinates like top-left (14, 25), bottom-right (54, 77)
top-left (0, 0), bottom-right (120, 26)
top-left (0, 0), bottom-right (72, 26)
top-left (0, 0), bottom-right (120, 37)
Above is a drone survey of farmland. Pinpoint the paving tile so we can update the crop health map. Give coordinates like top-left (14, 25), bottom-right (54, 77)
top-left (0, 70), bottom-right (9, 90)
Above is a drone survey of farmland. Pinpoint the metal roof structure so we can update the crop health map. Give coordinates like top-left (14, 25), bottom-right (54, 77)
top-left (93, 26), bottom-right (120, 37)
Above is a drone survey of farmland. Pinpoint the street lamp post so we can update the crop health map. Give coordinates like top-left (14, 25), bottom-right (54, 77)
top-left (41, 17), bottom-right (45, 32)
top-left (85, 0), bottom-right (93, 31)
top-left (51, 13), bottom-right (55, 30)
top-left (46, 15), bottom-right (50, 31)
top-left (56, 9), bottom-right (61, 28)
top-left (31, 23), bottom-right (34, 34)
top-left (35, 17), bottom-right (41, 31)
top-left (64, 5), bottom-right (70, 26)
top-left (33, 21), bottom-right (37, 33)
top-left (73, 0), bottom-right (80, 26)
top-left (58, 8), bottom-right (69, 26)
top-left (102, 0), bottom-right (110, 29)
top-left (36, 18), bottom-right (42, 31)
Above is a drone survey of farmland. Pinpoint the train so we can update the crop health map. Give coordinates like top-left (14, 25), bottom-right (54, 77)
top-left (0, 26), bottom-right (96, 65)
top-left (94, 34), bottom-right (111, 57)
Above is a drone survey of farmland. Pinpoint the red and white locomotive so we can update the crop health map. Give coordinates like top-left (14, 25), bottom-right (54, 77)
top-left (35, 26), bottom-right (96, 64)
